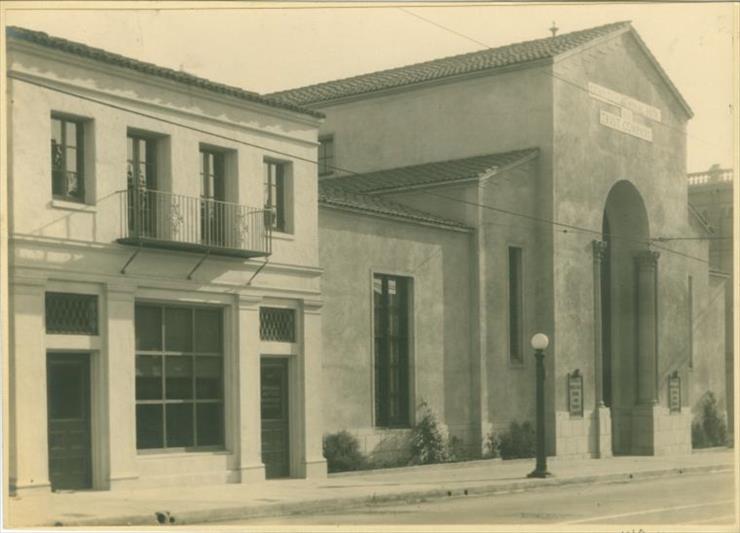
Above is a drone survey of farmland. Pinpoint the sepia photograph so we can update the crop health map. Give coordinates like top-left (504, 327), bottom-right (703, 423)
top-left (1, 1), bottom-right (737, 531)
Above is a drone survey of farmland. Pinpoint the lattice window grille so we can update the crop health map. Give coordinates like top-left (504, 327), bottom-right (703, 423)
top-left (260, 307), bottom-right (296, 342)
top-left (45, 292), bottom-right (99, 335)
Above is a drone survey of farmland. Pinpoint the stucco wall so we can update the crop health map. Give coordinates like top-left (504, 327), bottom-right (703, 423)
top-left (8, 42), bottom-right (321, 271)
top-left (318, 207), bottom-right (475, 455)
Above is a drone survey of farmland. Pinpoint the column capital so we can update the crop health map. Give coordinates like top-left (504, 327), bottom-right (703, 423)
top-left (635, 249), bottom-right (660, 269)
top-left (237, 293), bottom-right (263, 309)
top-left (592, 240), bottom-right (608, 263)
top-left (302, 297), bottom-right (323, 315)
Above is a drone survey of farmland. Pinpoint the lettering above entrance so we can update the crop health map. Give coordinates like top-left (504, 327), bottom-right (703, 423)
top-left (589, 81), bottom-right (660, 143)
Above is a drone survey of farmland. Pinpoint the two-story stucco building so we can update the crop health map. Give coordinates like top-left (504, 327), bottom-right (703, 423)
top-left (6, 26), bottom-right (328, 494)
top-left (270, 21), bottom-right (730, 460)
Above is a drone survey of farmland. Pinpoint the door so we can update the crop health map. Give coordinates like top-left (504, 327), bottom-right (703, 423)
top-left (260, 358), bottom-right (290, 479)
top-left (47, 353), bottom-right (92, 490)
top-left (127, 135), bottom-right (158, 238)
top-left (200, 149), bottom-right (226, 246)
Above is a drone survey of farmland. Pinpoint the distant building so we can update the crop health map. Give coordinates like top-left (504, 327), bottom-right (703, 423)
top-left (688, 165), bottom-right (734, 436)
top-left (272, 21), bottom-right (728, 460)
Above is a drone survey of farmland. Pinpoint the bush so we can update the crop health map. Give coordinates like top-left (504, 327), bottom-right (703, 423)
top-left (409, 400), bottom-right (449, 465)
top-left (498, 421), bottom-right (536, 459)
top-left (323, 431), bottom-right (367, 473)
top-left (692, 392), bottom-right (728, 449)
top-left (483, 432), bottom-right (501, 459)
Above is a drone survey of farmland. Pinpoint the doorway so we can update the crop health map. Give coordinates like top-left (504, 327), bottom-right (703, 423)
top-left (46, 353), bottom-right (92, 490)
top-left (260, 358), bottom-right (290, 479)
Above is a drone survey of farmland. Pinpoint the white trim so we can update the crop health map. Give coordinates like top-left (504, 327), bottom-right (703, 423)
top-left (50, 199), bottom-right (97, 212)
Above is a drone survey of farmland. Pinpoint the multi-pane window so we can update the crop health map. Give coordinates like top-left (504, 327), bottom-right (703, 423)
top-left (374, 274), bottom-right (411, 427)
top-left (318, 136), bottom-right (334, 176)
top-left (508, 246), bottom-right (524, 364)
top-left (264, 160), bottom-right (287, 233)
top-left (51, 115), bottom-right (84, 201)
top-left (135, 304), bottom-right (224, 451)
top-left (45, 292), bottom-right (98, 335)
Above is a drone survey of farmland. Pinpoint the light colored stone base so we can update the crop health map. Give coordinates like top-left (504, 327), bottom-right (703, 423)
top-left (238, 464), bottom-right (266, 483)
top-left (303, 458), bottom-right (328, 479)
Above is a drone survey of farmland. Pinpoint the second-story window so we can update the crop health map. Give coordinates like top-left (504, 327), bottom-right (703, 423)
top-left (51, 115), bottom-right (85, 202)
top-left (200, 149), bottom-right (226, 246)
top-left (127, 135), bottom-right (158, 237)
top-left (264, 160), bottom-right (288, 233)
top-left (318, 135), bottom-right (334, 177)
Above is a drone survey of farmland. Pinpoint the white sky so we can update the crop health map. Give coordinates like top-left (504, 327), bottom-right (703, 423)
top-left (4, 1), bottom-right (736, 172)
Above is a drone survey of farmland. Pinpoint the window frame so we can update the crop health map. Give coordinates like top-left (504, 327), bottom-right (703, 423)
top-left (263, 159), bottom-right (290, 233)
top-left (134, 303), bottom-right (226, 454)
top-left (51, 114), bottom-right (86, 203)
top-left (372, 273), bottom-right (413, 429)
top-left (318, 135), bottom-right (334, 177)
top-left (507, 245), bottom-right (525, 366)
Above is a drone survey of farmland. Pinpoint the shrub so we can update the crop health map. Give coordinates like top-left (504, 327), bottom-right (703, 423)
top-left (692, 392), bottom-right (728, 449)
top-left (409, 400), bottom-right (449, 465)
top-left (498, 421), bottom-right (536, 459)
top-left (323, 430), bottom-right (367, 473)
top-left (483, 432), bottom-right (501, 459)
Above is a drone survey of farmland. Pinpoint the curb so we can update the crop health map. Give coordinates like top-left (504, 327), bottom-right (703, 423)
top-left (37, 462), bottom-right (733, 527)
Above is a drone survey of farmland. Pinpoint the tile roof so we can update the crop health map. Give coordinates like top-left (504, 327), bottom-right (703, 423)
top-left (6, 26), bottom-right (324, 119)
top-left (319, 183), bottom-right (470, 230)
top-left (323, 148), bottom-right (538, 194)
top-left (268, 21), bottom-right (631, 106)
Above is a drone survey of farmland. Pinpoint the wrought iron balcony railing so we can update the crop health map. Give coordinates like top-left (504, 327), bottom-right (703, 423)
top-left (117, 188), bottom-right (272, 258)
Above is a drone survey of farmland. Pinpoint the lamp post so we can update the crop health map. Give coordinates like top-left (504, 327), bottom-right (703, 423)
top-left (527, 333), bottom-right (552, 478)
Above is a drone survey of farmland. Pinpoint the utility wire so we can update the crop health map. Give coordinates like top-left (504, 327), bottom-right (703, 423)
top-left (8, 73), bottom-right (716, 264)
top-left (397, 7), bottom-right (726, 150)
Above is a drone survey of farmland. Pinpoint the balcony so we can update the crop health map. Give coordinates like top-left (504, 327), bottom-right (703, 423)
top-left (117, 188), bottom-right (272, 258)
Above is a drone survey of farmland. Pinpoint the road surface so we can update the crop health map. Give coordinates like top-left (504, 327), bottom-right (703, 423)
top-left (217, 470), bottom-right (735, 526)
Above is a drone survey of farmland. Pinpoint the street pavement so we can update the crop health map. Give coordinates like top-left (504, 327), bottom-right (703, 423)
top-left (5, 448), bottom-right (736, 528)
top-left (220, 470), bottom-right (735, 527)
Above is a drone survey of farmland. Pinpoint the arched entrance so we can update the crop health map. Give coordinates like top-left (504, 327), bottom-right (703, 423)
top-left (600, 181), bottom-right (658, 455)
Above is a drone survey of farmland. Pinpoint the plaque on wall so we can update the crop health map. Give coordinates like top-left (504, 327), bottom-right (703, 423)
top-left (567, 369), bottom-right (583, 418)
top-left (668, 372), bottom-right (681, 413)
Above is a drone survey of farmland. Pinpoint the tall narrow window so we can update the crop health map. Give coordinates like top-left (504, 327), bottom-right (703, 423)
top-left (264, 160), bottom-right (287, 233)
top-left (508, 246), bottom-right (524, 364)
top-left (127, 135), bottom-right (158, 236)
top-left (200, 149), bottom-right (226, 246)
top-left (51, 115), bottom-right (85, 202)
top-left (318, 135), bottom-right (334, 176)
top-left (688, 275), bottom-right (694, 368)
top-left (374, 274), bottom-right (411, 427)
top-left (134, 304), bottom-right (224, 451)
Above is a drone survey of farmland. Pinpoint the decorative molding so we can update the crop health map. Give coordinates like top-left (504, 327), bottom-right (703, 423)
top-left (302, 297), bottom-right (324, 315)
top-left (592, 239), bottom-right (608, 263)
top-left (635, 249), bottom-right (660, 269)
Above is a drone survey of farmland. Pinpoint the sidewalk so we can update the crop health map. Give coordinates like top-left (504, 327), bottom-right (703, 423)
top-left (5, 449), bottom-right (735, 528)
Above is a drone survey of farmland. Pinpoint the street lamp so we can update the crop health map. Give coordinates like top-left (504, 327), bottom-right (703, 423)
top-left (527, 333), bottom-right (552, 479)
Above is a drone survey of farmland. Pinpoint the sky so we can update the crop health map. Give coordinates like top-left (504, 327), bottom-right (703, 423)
top-left (3, 1), bottom-right (736, 172)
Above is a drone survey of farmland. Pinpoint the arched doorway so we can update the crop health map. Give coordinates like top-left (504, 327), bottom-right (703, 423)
top-left (601, 181), bottom-right (657, 455)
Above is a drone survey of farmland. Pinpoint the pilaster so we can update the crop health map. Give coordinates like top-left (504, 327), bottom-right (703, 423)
top-left (105, 282), bottom-right (139, 488)
top-left (236, 293), bottom-right (265, 482)
top-left (635, 250), bottom-right (660, 405)
top-left (301, 298), bottom-right (327, 478)
top-left (9, 273), bottom-right (51, 494)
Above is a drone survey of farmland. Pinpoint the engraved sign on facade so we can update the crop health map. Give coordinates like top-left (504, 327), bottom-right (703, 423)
top-left (588, 82), bottom-right (662, 122)
top-left (590, 81), bottom-right (658, 142)
top-left (668, 372), bottom-right (681, 413)
top-left (567, 369), bottom-right (584, 417)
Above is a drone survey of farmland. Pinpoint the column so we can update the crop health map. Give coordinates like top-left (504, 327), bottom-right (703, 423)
top-left (635, 250), bottom-right (660, 405)
top-left (301, 298), bottom-right (328, 478)
top-left (105, 283), bottom-right (139, 488)
top-left (591, 240), bottom-right (613, 458)
top-left (592, 240), bottom-right (607, 407)
top-left (9, 274), bottom-right (51, 494)
top-left (236, 294), bottom-right (265, 482)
